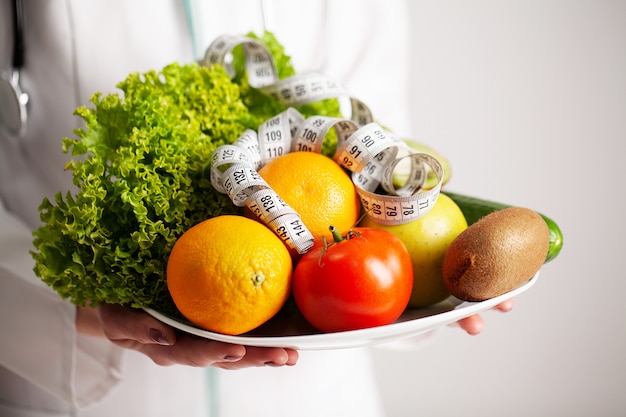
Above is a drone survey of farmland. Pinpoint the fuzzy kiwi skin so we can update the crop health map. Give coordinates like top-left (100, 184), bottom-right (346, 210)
top-left (442, 207), bottom-right (550, 301)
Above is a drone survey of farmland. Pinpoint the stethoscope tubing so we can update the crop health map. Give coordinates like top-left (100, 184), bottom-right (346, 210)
top-left (0, 0), bottom-right (29, 138)
top-left (12, 0), bottom-right (25, 69)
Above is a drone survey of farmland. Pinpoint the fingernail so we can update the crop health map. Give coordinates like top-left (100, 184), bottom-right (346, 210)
top-left (223, 355), bottom-right (243, 362)
top-left (149, 328), bottom-right (172, 345)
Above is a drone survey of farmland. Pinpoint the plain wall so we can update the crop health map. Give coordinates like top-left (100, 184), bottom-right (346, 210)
top-left (373, 1), bottom-right (626, 416)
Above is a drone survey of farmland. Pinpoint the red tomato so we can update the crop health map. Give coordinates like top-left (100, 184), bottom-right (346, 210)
top-left (292, 227), bottom-right (414, 333)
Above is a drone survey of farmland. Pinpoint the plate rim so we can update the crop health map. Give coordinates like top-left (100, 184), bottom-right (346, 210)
top-left (144, 271), bottom-right (540, 350)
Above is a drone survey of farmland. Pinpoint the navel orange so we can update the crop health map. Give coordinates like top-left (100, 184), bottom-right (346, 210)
top-left (257, 151), bottom-right (361, 245)
top-left (166, 215), bottom-right (292, 335)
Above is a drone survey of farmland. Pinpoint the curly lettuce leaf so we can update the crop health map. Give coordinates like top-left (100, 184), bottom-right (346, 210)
top-left (33, 63), bottom-right (252, 309)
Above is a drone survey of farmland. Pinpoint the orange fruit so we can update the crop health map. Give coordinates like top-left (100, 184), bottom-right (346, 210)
top-left (257, 151), bottom-right (361, 245)
top-left (166, 215), bottom-right (292, 335)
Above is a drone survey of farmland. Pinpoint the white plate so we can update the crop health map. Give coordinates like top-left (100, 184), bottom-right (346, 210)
top-left (145, 271), bottom-right (539, 350)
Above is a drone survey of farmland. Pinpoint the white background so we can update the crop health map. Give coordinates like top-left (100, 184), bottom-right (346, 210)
top-left (372, 1), bottom-right (626, 416)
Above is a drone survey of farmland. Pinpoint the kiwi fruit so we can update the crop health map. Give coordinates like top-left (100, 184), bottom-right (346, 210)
top-left (442, 207), bottom-right (550, 301)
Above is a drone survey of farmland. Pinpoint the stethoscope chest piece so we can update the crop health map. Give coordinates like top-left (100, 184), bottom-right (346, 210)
top-left (1, 0), bottom-right (28, 138)
top-left (0, 68), bottom-right (29, 138)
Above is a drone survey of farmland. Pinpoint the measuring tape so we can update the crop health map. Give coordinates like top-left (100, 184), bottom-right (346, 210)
top-left (206, 35), bottom-right (443, 254)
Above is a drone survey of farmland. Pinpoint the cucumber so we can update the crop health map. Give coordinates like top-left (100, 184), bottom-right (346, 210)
top-left (443, 191), bottom-right (563, 263)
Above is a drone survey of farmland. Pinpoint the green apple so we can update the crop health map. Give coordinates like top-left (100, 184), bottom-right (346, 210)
top-left (359, 194), bottom-right (468, 307)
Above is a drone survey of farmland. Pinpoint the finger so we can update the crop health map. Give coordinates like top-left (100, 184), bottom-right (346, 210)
top-left (135, 335), bottom-right (247, 367)
top-left (138, 337), bottom-right (298, 369)
top-left (456, 314), bottom-right (485, 335)
top-left (285, 348), bottom-right (299, 366)
top-left (97, 304), bottom-right (300, 368)
top-left (215, 347), bottom-right (299, 370)
top-left (97, 304), bottom-right (177, 346)
top-left (494, 298), bottom-right (514, 312)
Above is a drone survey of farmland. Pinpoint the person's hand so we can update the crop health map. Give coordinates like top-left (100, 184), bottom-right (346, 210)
top-left (452, 299), bottom-right (515, 335)
top-left (76, 303), bottom-right (298, 369)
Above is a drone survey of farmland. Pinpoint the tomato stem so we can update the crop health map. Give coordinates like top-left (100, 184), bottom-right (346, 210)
top-left (329, 225), bottom-right (344, 243)
top-left (317, 226), bottom-right (344, 268)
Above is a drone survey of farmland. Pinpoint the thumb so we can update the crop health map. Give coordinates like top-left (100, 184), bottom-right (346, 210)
top-left (98, 303), bottom-right (177, 346)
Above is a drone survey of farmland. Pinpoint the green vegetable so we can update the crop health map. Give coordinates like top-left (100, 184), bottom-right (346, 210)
top-left (232, 32), bottom-right (342, 155)
top-left (31, 32), bottom-right (342, 311)
top-left (443, 191), bottom-right (563, 263)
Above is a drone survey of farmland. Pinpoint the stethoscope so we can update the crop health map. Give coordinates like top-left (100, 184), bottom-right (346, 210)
top-left (0, 0), bottom-right (28, 138)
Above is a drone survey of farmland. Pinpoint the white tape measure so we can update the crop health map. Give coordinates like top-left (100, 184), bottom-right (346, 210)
top-left (205, 35), bottom-right (444, 254)
top-left (202, 35), bottom-right (373, 125)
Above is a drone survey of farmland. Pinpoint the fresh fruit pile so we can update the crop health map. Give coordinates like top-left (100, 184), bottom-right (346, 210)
top-left (33, 31), bottom-right (563, 337)
top-left (166, 139), bottom-right (562, 334)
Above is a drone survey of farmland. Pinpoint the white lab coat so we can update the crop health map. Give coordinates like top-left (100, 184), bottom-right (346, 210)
top-left (0, 1), bottom-right (411, 416)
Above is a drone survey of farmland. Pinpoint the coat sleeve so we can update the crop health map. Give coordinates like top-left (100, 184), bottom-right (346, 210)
top-left (0, 199), bottom-right (125, 409)
top-left (0, 0), bottom-right (195, 410)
